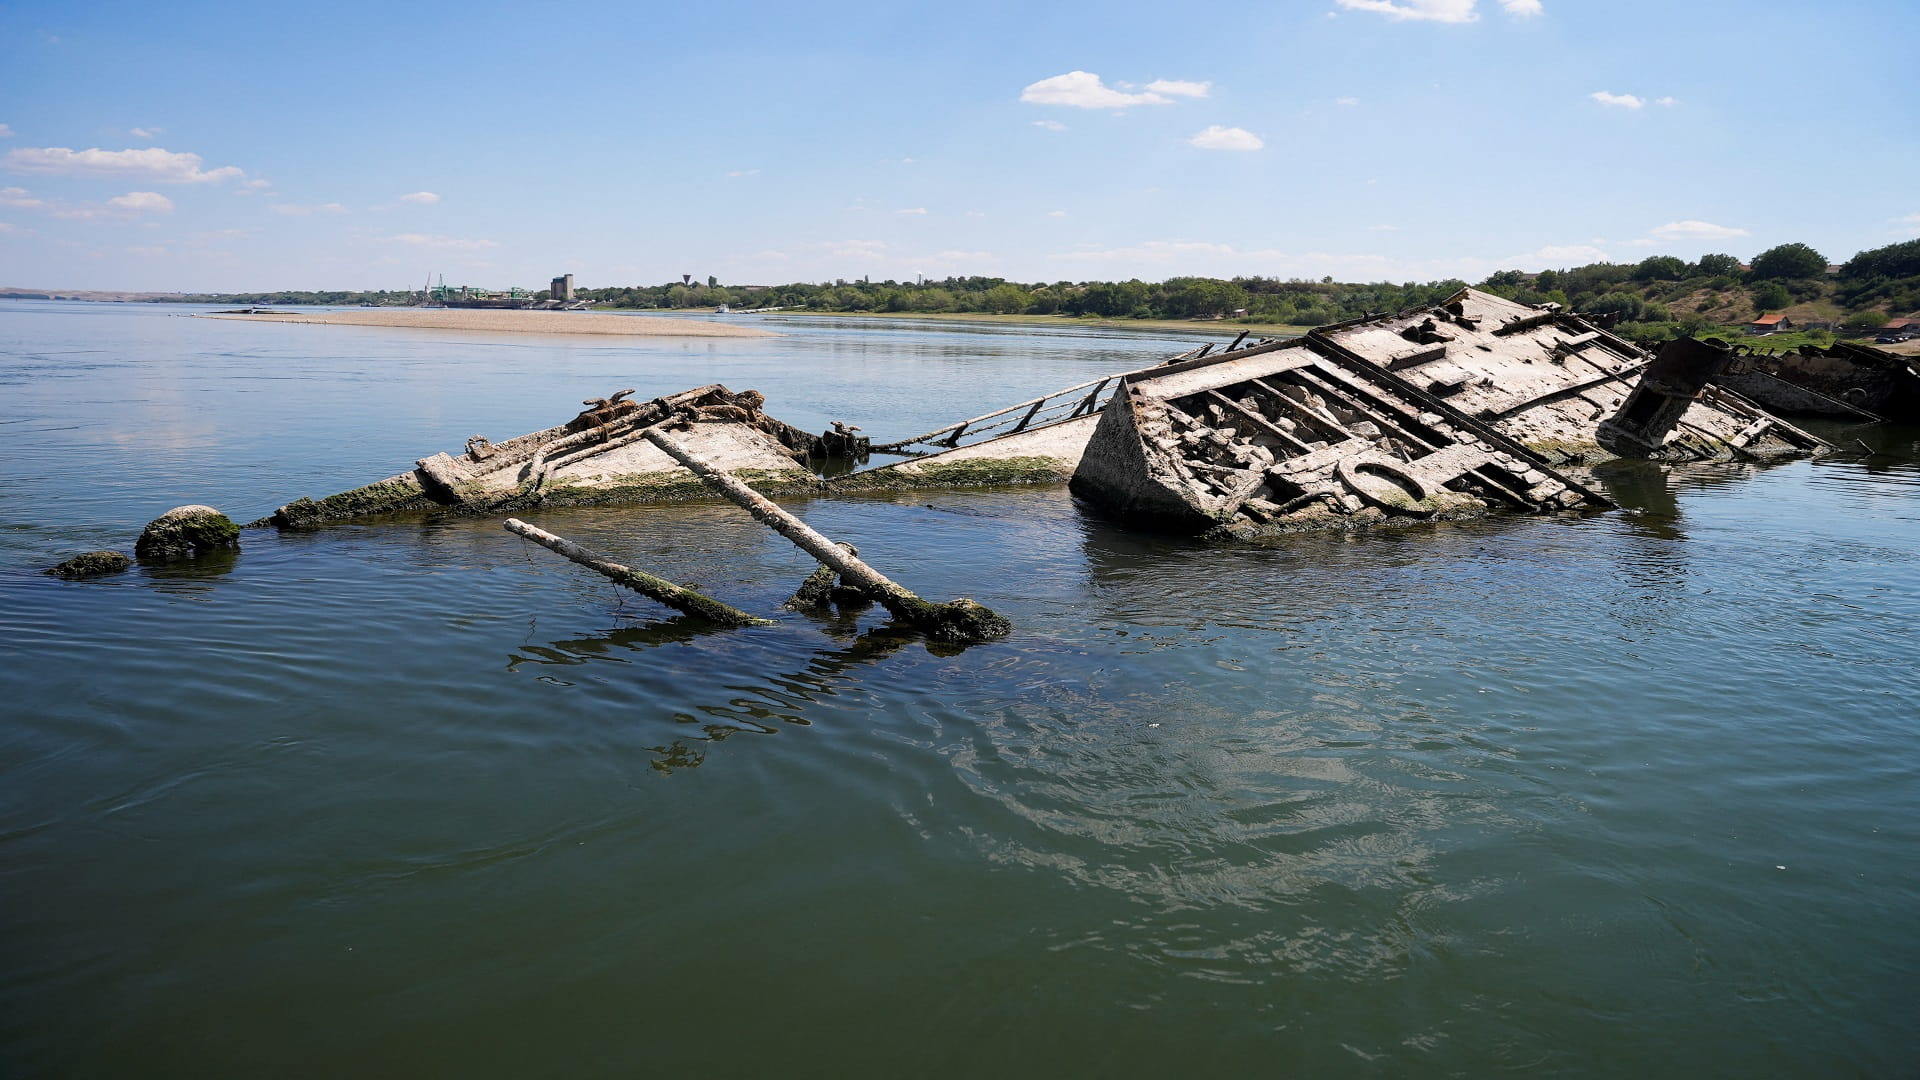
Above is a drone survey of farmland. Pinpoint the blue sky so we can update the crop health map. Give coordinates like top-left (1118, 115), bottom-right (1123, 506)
top-left (2, 0), bottom-right (1915, 292)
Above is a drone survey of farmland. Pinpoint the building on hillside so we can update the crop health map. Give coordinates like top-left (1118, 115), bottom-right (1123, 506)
top-left (1746, 313), bottom-right (1793, 335)
top-left (1878, 318), bottom-right (1920, 343)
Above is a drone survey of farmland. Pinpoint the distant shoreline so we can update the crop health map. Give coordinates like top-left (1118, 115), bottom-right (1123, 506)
top-left (746, 308), bottom-right (1312, 336)
top-left (200, 308), bottom-right (775, 338)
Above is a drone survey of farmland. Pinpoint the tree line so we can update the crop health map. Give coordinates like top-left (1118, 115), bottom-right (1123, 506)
top-left (170, 238), bottom-right (1920, 340)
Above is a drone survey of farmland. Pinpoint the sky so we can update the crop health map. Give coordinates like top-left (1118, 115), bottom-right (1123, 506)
top-left (2, 0), bottom-right (1916, 292)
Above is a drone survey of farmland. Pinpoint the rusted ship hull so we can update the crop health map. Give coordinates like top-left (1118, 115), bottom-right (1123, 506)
top-left (1069, 337), bottom-right (1610, 535)
top-left (1311, 289), bottom-right (1829, 465)
top-left (1713, 341), bottom-right (1919, 423)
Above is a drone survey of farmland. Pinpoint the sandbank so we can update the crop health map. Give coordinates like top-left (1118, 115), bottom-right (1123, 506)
top-left (203, 308), bottom-right (775, 338)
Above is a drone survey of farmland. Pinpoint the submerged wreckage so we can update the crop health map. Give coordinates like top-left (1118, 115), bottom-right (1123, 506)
top-left (259, 287), bottom-right (1835, 541)
top-left (66, 287), bottom-right (1865, 640)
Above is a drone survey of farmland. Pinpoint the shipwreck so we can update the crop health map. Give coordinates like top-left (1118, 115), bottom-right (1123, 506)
top-left (1711, 339), bottom-right (1920, 423)
top-left (255, 384), bottom-right (827, 529)
top-left (252, 288), bottom-right (1834, 541)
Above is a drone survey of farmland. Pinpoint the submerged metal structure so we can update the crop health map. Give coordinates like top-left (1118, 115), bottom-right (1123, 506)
top-left (1312, 289), bottom-right (1828, 464)
top-left (1067, 336), bottom-right (1610, 535)
top-left (1712, 339), bottom-right (1920, 423)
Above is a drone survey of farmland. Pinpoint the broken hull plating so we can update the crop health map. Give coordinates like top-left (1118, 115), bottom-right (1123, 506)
top-left (258, 385), bottom-right (820, 529)
top-left (1069, 337), bottom-right (1611, 536)
top-left (1715, 341), bottom-right (1920, 423)
top-left (1313, 289), bottom-right (1829, 465)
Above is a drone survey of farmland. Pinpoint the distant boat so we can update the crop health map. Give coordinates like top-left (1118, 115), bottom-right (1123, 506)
top-left (716, 304), bottom-right (731, 314)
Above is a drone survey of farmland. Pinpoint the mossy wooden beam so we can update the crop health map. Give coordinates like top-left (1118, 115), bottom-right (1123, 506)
top-left (504, 517), bottom-right (770, 627)
top-left (641, 428), bottom-right (1011, 643)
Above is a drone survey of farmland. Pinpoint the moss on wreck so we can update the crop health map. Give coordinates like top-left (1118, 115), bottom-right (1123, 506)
top-left (534, 469), bottom-right (820, 507)
top-left (1519, 438), bottom-right (1610, 466)
top-left (828, 456), bottom-right (1071, 493)
top-left (46, 550), bottom-right (132, 578)
top-left (254, 477), bottom-right (435, 529)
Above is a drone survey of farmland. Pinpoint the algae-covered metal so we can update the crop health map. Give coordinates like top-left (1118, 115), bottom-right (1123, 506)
top-left (1313, 289), bottom-right (1829, 464)
top-left (1068, 336), bottom-right (1610, 535)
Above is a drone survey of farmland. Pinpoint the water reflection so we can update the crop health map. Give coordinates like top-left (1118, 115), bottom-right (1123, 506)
top-left (506, 622), bottom-right (917, 772)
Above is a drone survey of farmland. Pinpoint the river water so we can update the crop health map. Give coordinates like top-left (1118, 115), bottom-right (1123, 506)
top-left (2, 301), bottom-right (1917, 1077)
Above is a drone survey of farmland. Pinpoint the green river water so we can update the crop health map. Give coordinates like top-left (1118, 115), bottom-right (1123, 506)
top-left (1, 302), bottom-right (1916, 1077)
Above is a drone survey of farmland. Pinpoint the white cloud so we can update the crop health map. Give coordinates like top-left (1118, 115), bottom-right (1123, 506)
top-left (385, 232), bottom-right (497, 251)
top-left (824, 239), bottom-right (887, 259)
top-left (398, 191), bottom-right (440, 203)
top-left (0, 186), bottom-right (43, 208)
top-left (106, 191), bottom-right (173, 213)
top-left (4, 146), bottom-right (245, 183)
top-left (1650, 220), bottom-right (1749, 241)
top-left (0, 124), bottom-right (13, 138)
top-left (1021, 71), bottom-right (1171, 109)
top-left (1366, 224), bottom-right (1398, 231)
top-left (1590, 91), bottom-right (1645, 109)
top-left (241, 179), bottom-right (271, 191)
top-left (0, 222), bottom-right (20, 233)
top-left (126, 245), bottom-right (167, 256)
top-left (1047, 210), bottom-right (1068, 217)
top-left (271, 202), bottom-right (348, 216)
top-left (1521, 244), bottom-right (1611, 264)
top-left (1898, 213), bottom-right (1920, 236)
top-left (1145, 79), bottom-right (1211, 98)
top-left (1335, 97), bottom-right (1360, 106)
top-left (1189, 125), bottom-right (1264, 151)
top-left (128, 127), bottom-right (162, 139)
top-left (1655, 96), bottom-right (1678, 107)
top-left (895, 207), bottom-right (927, 215)
top-left (1337, 0), bottom-right (1480, 22)
top-left (1500, 0), bottom-right (1543, 15)
top-left (724, 169), bottom-right (759, 178)
top-left (1032, 119), bottom-right (1068, 131)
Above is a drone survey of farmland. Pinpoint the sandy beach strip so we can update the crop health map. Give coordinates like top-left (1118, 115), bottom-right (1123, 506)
top-left (202, 308), bottom-right (775, 338)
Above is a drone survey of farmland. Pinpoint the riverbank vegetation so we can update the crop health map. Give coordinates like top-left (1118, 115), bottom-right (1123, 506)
top-left (162, 238), bottom-right (1920, 345)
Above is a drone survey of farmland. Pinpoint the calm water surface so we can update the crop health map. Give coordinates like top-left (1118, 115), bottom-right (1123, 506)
top-left (2, 302), bottom-right (1917, 1077)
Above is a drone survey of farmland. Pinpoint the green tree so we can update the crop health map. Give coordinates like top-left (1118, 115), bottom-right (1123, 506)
top-left (981, 283), bottom-right (1031, 314)
top-left (1586, 292), bottom-right (1648, 321)
top-left (1693, 253), bottom-right (1741, 276)
top-left (1840, 239), bottom-right (1920, 280)
top-left (1749, 243), bottom-right (1828, 281)
top-left (1842, 310), bottom-right (1888, 334)
top-left (1632, 255), bottom-right (1687, 281)
top-left (1751, 281), bottom-right (1791, 312)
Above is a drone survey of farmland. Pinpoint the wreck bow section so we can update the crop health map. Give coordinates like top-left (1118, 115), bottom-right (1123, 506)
top-left (1068, 337), bottom-right (1611, 535)
top-left (257, 385), bottom-right (822, 529)
top-left (1311, 288), bottom-right (1829, 464)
